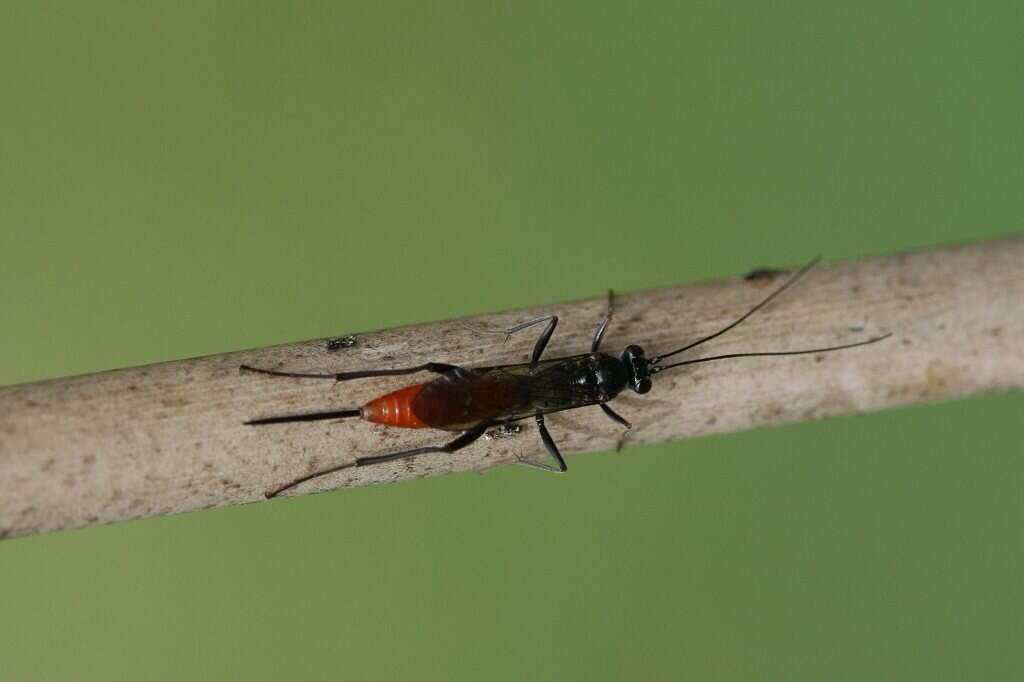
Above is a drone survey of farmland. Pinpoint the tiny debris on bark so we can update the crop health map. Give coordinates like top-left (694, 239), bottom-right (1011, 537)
top-left (484, 424), bottom-right (522, 440)
top-left (325, 335), bottom-right (357, 351)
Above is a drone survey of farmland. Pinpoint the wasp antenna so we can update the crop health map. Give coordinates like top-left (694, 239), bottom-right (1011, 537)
top-left (651, 256), bottom-right (822, 365)
top-left (650, 332), bottom-right (892, 373)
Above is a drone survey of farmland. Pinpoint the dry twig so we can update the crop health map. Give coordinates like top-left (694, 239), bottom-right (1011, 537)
top-left (1, 237), bottom-right (1021, 538)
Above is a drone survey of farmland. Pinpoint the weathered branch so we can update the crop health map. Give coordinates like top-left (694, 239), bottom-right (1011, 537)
top-left (2, 237), bottom-right (1022, 538)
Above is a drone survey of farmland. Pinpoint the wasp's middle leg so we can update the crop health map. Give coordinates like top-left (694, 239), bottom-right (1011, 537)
top-left (517, 414), bottom-right (568, 473)
top-left (504, 315), bottom-right (558, 367)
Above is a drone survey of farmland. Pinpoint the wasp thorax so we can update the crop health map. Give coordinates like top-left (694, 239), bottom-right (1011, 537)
top-left (573, 354), bottom-right (628, 401)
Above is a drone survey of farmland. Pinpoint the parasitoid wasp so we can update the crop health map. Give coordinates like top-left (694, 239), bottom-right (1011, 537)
top-left (243, 258), bottom-right (890, 497)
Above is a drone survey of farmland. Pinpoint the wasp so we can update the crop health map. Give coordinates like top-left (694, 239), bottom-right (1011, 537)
top-left (243, 259), bottom-right (889, 497)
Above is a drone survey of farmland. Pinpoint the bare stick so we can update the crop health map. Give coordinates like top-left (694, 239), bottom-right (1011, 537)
top-left (1, 237), bottom-right (1022, 538)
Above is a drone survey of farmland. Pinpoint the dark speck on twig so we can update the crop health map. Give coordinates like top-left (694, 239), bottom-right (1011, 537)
top-left (744, 266), bottom-right (788, 282)
top-left (326, 335), bottom-right (357, 351)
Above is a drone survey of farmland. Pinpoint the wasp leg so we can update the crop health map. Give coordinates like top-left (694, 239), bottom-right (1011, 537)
top-left (354, 426), bottom-right (489, 467)
top-left (518, 414), bottom-right (568, 473)
top-left (599, 403), bottom-right (631, 430)
top-left (266, 461), bottom-right (357, 498)
top-left (591, 289), bottom-right (616, 352)
top-left (335, 363), bottom-right (462, 381)
top-left (504, 315), bottom-right (558, 366)
top-left (241, 362), bottom-right (460, 382)
top-left (265, 426), bottom-right (489, 498)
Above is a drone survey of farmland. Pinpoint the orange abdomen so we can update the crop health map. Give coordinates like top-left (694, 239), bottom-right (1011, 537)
top-left (361, 384), bottom-right (429, 428)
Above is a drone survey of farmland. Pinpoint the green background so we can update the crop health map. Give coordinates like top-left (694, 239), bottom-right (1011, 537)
top-left (1, 2), bottom-right (1022, 680)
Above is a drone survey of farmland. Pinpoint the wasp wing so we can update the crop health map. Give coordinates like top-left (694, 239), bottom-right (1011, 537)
top-left (413, 354), bottom-right (605, 431)
top-left (477, 355), bottom-right (603, 417)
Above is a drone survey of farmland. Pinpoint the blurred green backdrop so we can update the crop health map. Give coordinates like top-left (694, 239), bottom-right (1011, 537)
top-left (1, 2), bottom-right (1022, 680)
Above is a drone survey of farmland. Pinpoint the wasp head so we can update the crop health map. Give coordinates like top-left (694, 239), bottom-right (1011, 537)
top-left (620, 345), bottom-right (652, 394)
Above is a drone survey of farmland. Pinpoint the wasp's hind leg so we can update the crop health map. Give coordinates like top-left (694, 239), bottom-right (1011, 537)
top-left (266, 426), bottom-right (490, 498)
top-left (241, 362), bottom-right (460, 382)
top-left (354, 426), bottom-right (489, 468)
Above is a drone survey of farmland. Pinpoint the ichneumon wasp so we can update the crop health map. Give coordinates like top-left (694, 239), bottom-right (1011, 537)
top-left (243, 258), bottom-right (890, 497)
